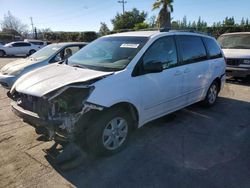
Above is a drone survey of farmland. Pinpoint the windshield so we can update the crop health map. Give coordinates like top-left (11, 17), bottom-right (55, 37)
top-left (30, 43), bottom-right (64, 61)
top-left (218, 34), bottom-right (250, 49)
top-left (68, 36), bottom-right (148, 71)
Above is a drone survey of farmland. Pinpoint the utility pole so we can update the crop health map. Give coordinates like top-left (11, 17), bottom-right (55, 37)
top-left (30, 17), bottom-right (34, 39)
top-left (118, 0), bottom-right (127, 14)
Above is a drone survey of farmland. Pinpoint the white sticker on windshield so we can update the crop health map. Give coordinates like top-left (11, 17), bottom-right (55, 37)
top-left (120, 44), bottom-right (140, 48)
top-left (52, 47), bottom-right (60, 51)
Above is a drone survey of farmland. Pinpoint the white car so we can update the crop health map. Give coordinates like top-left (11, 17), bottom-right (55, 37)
top-left (218, 32), bottom-right (250, 78)
top-left (10, 31), bottom-right (226, 156)
top-left (0, 41), bottom-right (39, 57)
top-left (24, 39), bottom-right (47, 49)
top-left (0, 42), bottom-right (4, 47)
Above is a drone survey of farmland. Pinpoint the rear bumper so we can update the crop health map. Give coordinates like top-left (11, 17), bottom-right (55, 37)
top-left (220, 73), bottom-right (226, 90)
top-left (226, 67), bottom-right (250, 78)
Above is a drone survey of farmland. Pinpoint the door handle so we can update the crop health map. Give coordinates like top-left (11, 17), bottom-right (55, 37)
top-left (174, 70), bottom-right (182, 76)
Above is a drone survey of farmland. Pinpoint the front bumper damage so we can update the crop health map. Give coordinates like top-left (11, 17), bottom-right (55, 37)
top-left (12, 101), bottom-right (103, 141)
top-left (10, 86), bottom-right (104, 142)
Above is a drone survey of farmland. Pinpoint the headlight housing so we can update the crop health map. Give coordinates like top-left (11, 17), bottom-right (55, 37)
top-left (8, 69), bottom-right (23, 76)
top-left (47, 86), bottom-right (94, 114)
top-left (242, 59), bottom-right (250, 65)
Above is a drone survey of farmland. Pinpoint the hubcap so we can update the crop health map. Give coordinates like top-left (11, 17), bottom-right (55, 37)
top-left (208, 84), bottom-right (217, 104)
top-left (102, 117), bottom-right (128, 150)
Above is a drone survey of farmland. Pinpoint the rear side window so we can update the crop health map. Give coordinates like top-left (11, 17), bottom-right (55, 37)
top-left (13, 42), bottom-right (31, 47)
top-left (31, 42), bottom-right (44, 45)
top-left (203, 37), bottom-right (222, 59)
top-left (177, 35), bottom-right (207, 64)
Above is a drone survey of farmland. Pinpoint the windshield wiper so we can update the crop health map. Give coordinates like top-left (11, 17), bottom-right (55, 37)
top-left (70, 63), bottom-right (87, 69)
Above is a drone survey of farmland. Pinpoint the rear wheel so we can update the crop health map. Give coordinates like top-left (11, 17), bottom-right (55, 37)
top-left (0, 50), bottom-right (5, 57)
top-left (85, 108), bottom-right (133, 156)
top-left (202, 82), bottom-right (219, 107)
top-left (29, 49), bottom-right (36, 55)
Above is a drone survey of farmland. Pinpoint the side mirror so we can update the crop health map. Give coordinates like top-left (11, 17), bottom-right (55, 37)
top-left (143, 60), bottom-right (163, 73)
top-left (8, 45), bottom-right (13, 48)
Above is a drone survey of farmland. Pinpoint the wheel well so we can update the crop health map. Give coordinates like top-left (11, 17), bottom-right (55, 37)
top-left (213, 77), bottom-right (221, 92)
top-left (110, 102), bottom-right (139, 129)
top-left (0, 49), bottom-right (5, 54)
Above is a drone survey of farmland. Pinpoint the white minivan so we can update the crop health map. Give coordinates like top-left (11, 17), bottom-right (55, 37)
top-left (10, 31), bottom-right (226, 156)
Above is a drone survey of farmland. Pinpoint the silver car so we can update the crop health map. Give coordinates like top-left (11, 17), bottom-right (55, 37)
top-left (0, 42), bottom-right (87, 89)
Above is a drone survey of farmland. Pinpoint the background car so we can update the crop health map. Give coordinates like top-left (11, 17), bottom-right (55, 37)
top-left (0, 41), bottom-right (4, 47)
top-left (24, 39), bottom-right (47, 49)
top-left (0, 41), bottom-right (39, 57)
top-left (218, 32), bottom-right (250, 79)
top-left (0, 42), bottom-right (87, 88)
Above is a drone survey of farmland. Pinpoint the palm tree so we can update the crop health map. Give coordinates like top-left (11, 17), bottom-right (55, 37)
top-left (152, 0), bottom-right (174, 29)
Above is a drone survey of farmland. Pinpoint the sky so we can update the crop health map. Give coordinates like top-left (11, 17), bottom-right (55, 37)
top-left (0, 0), bottom-right (250, 32)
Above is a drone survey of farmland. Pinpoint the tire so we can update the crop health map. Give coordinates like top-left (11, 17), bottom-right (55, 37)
top-left (85, 108), bottom-right (133, 156)
top-left (29, 49), bottom-right (36, 55)
top-left (0, 50), bottom-right (5, 57)
top-left (202, 81), bottom-right (219, 107)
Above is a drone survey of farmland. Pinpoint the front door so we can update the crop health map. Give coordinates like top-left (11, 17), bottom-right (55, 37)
top-left (137, 36), bottom-right (184, 122)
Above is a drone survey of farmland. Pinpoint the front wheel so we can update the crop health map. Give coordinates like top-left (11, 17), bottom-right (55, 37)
top-left (202, 82), bottom-right (219, 107)
top-left (86, 108), bottom-right (133, 156)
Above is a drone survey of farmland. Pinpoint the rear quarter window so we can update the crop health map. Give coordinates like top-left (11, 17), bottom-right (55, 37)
top-left (203, 37), bottom-right (222, 59)
top-left (177, 35), bottom-right (207, 64)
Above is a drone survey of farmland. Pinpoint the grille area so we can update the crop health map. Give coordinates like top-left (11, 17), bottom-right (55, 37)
top-left (226, 59), bottom-right (241, 66)
top-left (17, 93), bottom-right (50, 118)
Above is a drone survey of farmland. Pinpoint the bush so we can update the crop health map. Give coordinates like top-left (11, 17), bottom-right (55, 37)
top-left (42, 31), bottom-right (98, 42)
top-left (0, 32), bottom-right (15, 42)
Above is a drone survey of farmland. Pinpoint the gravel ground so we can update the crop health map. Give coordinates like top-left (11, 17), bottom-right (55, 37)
top-left (0, 57), bottom-right (250, 188)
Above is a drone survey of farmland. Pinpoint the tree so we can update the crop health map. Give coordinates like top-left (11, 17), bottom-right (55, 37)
top-left (111, 8), bottom-right (147, 31)
top-left (223, 17), bottom-right (235, 26)
top-left (134, 22), bottom-right (149, 30)
top-left (1, 11), bottom-right (28, 35)
top-left (152, 0), bottom-right (174, 29)
top-left (240, 18), bottom-right (245, 26)
top-left (99, 22), bottom-right (110, 36)
top-left (148, 15), bottom-right (157, 28)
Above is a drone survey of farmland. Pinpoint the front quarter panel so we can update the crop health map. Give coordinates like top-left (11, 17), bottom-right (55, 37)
top-left (87, 70), bottom-right (144, 126)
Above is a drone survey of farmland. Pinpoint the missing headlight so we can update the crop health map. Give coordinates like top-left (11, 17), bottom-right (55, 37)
top-left (49, 86), bottom-right (94, 115)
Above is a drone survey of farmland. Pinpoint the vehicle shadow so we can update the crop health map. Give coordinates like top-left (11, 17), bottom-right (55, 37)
top-left (0, 55), bottom-right (26, 58)
top-left (45, 97), bottom-right (250, 188)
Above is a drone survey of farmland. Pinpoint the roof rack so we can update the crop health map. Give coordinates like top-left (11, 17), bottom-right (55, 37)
top-left (160, 28), bottom-right (211, 36)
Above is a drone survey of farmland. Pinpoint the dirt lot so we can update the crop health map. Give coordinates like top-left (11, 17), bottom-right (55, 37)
top-left (0, 57), bottom-right (250, 188)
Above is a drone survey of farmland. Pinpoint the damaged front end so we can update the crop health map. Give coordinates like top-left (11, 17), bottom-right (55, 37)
top-left (10, 85), bottom-right (103, 142)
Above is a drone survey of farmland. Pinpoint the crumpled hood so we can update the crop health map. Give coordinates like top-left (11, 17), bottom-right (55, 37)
top-left (1, 58), bottom-right (41, 75)
top-left (12, 63), bottom-right (113, 97)
top-left (222, 49), bottom-right (250, 59)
